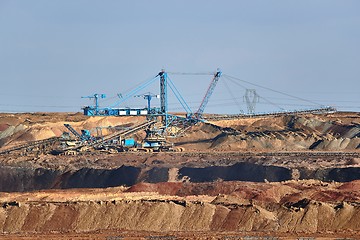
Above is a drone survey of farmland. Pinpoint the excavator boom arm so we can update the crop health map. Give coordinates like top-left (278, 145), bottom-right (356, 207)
top-left (195, 70), bottom-right (222, 118)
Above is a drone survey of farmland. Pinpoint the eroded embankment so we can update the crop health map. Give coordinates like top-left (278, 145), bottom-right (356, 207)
top-left (0, 180), bottom-right (360, 237)
top-left (0, 163), bottom-right (360, 192)
top-left (0, 199), bottom-right (360, 235)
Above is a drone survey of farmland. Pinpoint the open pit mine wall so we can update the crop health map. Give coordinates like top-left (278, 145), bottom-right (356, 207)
top-left (0, 199), bottom-right (360, 234)
top-left (1, 163), bottom-right (360, 192)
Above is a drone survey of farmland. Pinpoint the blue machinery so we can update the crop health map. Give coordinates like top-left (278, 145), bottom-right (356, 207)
top-left (81, 94), bottom-right (106, 116)
top-left (81, 69), bottom-right (336, 128)
top-left (82, 70), bottom-right (222, 127)
top-left (64, 124), bottom-right (92, 141)
top-left (195, 70), bottom-right (222, 119)
top-left (135, 92), bottom-right (160, 112)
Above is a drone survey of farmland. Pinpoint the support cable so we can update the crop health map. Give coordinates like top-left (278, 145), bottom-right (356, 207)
top-left (167, 72), bottom-right (213, 75)
top-left (167, 77), bottom-right (193, 115)
top-left (223, 76), bottom-right (286, 111)
top-left (109, 75), bottom-right (159, 108)
top-left (102, 74), bottom-right (160, 105)
top-left (222, 77), bottom-right (244, 113)
top-left (223, 74), bottom-right (323, 107)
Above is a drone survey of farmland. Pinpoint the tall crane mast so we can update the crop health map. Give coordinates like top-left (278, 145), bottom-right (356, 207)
top-left (194, 70), bottom-right (222, 119)
top-left (82, 93), bottom-right (106, 115)
top-left (134, 92), bottom-right (160, 111)
top-left (159, 70), bottom-right (168, 126)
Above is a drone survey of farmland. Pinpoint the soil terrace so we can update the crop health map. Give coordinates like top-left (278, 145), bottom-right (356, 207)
top-left (0, 112), bottom-right (359, 239)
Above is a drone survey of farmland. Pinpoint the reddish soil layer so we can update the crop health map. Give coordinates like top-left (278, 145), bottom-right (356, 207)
top-left (0, 112), bottom-right (359, 239)
top-left (0, 180), bottom-right (359, 238)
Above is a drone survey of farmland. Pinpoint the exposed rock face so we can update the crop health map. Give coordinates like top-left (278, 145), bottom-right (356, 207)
top-left (0, 199), bottom-right (358, 234)
top-left (0, 165), bottom-right (142, 192)
top-left (1, 163), bottom-right (360, 192)
top-left (1, 112), bottom-right (360, 238)
top-left (0, 180), bottom-right (360, 236)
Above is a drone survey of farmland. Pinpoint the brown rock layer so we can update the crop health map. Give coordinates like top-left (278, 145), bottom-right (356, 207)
top-left (0, 199), bottom-right (360, 235)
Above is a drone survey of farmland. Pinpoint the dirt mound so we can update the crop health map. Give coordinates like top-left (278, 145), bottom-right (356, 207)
top-left (19, 127), bottom-right (57, 141)
top-left (207, 113), bottom-right (360, 151)
top-left (0, 124), bottom-right (27, 140)
top-left (210, 115), bottom-right (288, 132)
top-left (0, 114), bottom-right (147, 148)
top-left (81, 116), bottom-right (145, 130)
top-left (1, 112), bottom-right (360, 151)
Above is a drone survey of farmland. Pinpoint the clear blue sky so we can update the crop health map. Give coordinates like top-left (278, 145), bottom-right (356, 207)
top-left (0, 0), bottom-right (359, 114)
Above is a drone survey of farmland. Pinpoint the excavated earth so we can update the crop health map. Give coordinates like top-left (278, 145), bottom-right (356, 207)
top-left (0, 112), bottom-right (360, 239)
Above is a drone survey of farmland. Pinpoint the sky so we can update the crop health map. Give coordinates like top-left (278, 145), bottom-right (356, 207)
top-left (0, 0), bottom-right (359, 114)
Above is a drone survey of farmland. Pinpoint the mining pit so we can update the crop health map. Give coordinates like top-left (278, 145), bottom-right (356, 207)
top-left (0, 112), bottom-right (359, 239)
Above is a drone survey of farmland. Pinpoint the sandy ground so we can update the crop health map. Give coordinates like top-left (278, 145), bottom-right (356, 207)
top-left (0, 112), bottom-right (359, 239)
top-left (0, 180), bottom-right (360, 238)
